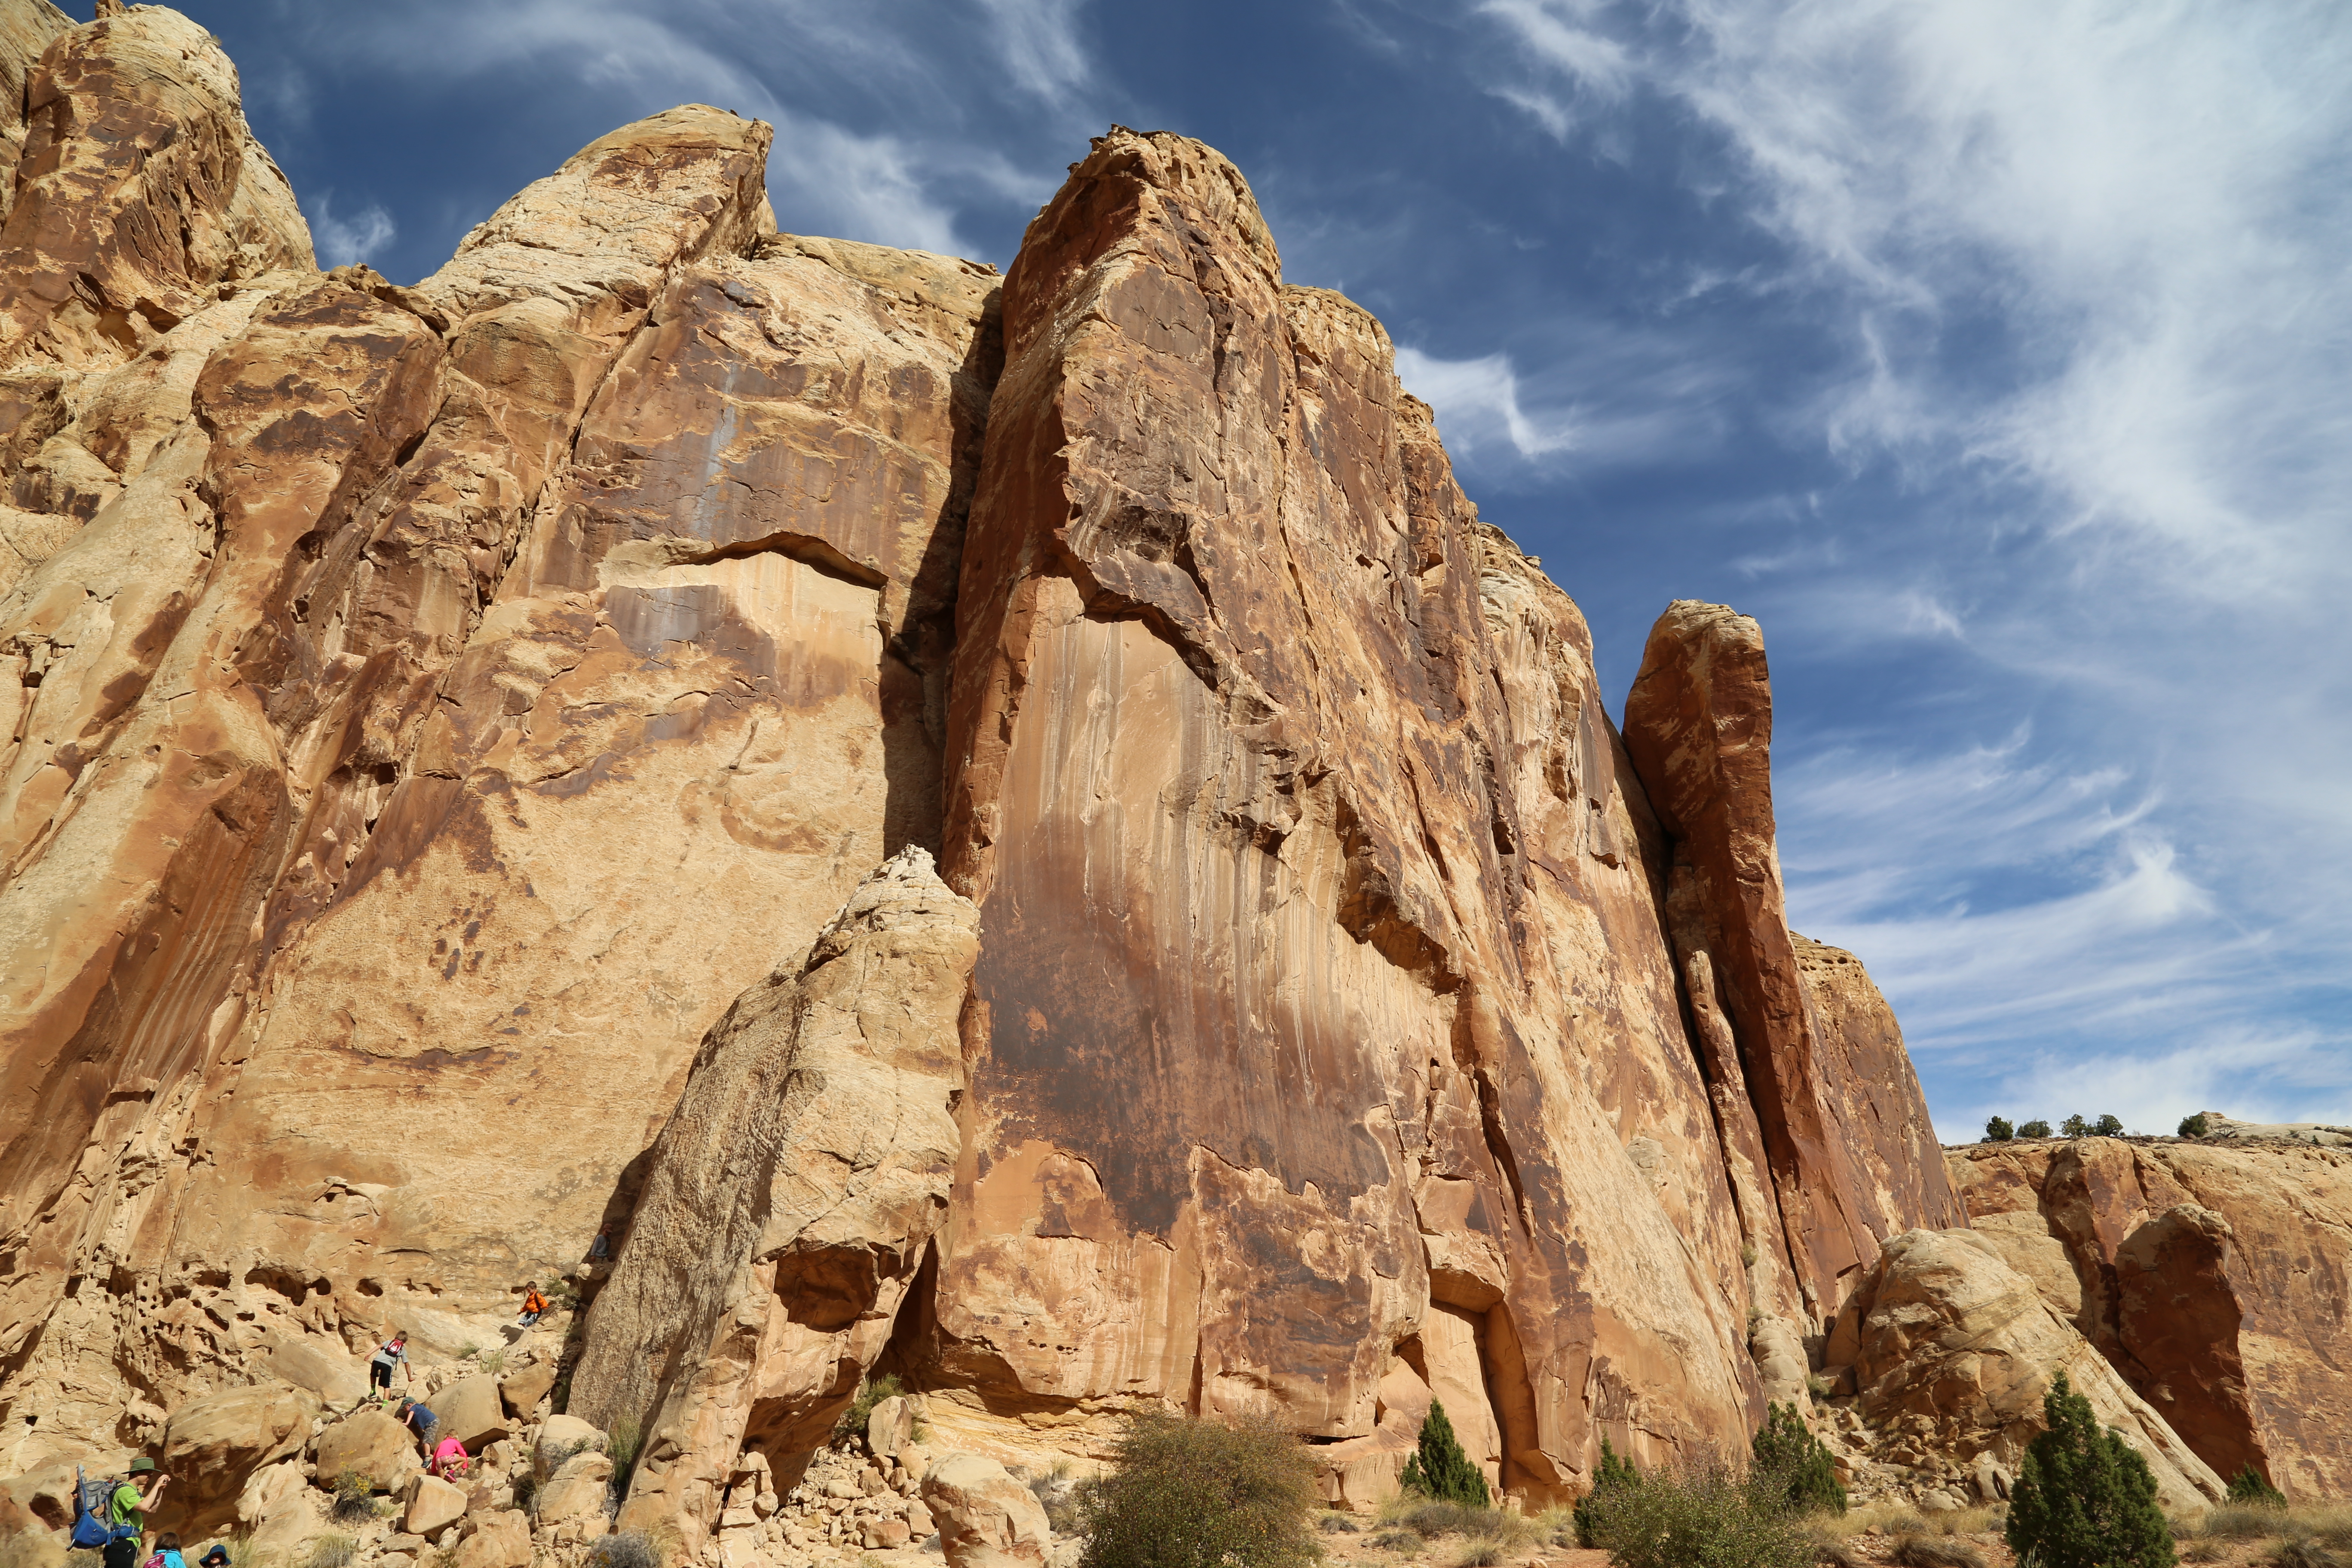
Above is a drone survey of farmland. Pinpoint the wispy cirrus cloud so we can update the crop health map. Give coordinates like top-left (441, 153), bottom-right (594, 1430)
top-left (308, 193), bottom-right (395, 268)
top-left (1473, 0), bottom-right (2352, 1124)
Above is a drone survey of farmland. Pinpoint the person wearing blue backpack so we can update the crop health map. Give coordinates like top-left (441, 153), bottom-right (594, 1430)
top-left (72, 1457), bottom-right (168, 1568)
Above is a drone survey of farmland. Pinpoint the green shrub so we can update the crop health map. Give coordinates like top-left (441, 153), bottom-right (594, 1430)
top-left (831, 1372), bottom-right (903, 1448)
top-left (1075, 1410), bottom-right (1322, 1568)
top-left (2006, 1372), bottom-right (2175, 1568)
top-left (2228, 1467), bottom-right (2288, 1508)
top-left (2061, 1115), bottom-right (2091, 1139)
top-left (1576, 1436), bottom-right (1642, 1547)
top-left (1984, 1118), bottom-right (2015, 1142)
top-left (1575, 1456), bottom-right (1812, 1568)
top-left (1401, 1401), bottom-right (1490, 1509)
top-left (2178, 1114), bottom-right (2212, 1139)
top-left (2095, 1115), bottom-right (2125, 1137)
top-left (609, 1416), bottom-right (644, 1503)
top-left (1750, 1402), bottom-right (1847, 1517)
top-left (2019, 1120), bottom-right (2053, 1139)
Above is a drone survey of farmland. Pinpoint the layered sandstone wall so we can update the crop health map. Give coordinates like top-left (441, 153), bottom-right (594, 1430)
top-left (0, 6), bottom-right (1988, 1538)
top-left (1951, 1136), bottom-right (2352, 1499)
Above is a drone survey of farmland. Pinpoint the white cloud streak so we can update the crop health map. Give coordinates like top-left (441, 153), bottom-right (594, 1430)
top-left (309, 194), bottom-right (395, 267)
top-left (1482, 0), bottom-right (2352, 1119)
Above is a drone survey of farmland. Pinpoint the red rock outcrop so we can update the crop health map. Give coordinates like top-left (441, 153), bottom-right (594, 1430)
top-left (0, 11), bottom-right (1978, 1536)
top-left (1950, 1137), bottom-right (2352, 1499)
top-left (1622, 603), bottom-right (1963, 1326)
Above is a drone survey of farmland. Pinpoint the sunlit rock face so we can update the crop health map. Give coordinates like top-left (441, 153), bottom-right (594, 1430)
top-left (0, 9), bottom-right (1979, 1526)
top-left (1951, 1136), bottom-right (2352, 1499)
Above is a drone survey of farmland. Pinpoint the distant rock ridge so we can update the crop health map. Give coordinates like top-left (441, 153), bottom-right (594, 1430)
top-left (0, 10), bottom-right (2315, 1563)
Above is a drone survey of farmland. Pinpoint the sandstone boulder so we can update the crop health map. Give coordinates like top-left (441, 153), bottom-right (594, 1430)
top-left (453, 1509), bottom-right (531, 1568)
top-left (536, 1451), bottom-right (615, 1524)
top-left (573, 848), bottom-right (980, 1552)
top-left (426, 1375), bottom-right (508, 1451)
top-left (920, 1453), bottom-right (1049, 1568)
top-left (1748, 1315), bottom-right (1811, 1411)
top-left (234, 1461), bottom-right (304, 1529)
top-left (498, 1363), bottom-right (557, 1418)
top-left (266, 1337), bottom-right (369, 1407)
top-left (534, 1415), bottom-right (607, 1481)
top-left (868, 1395), bottom-right (915, 1460)
top-left (1848, 1229), bottom-right (2221, 1511)
top-left (316, 1409), bottom-right (421, 1492)
top-left (156, 1382), bottom-right (318, 1537)
top-left (404, 1474), bottom-right (468, 1537)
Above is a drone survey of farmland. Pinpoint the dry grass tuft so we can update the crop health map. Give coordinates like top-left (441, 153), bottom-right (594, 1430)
top-left (1890, 1535), bottom-right (1988, 1568)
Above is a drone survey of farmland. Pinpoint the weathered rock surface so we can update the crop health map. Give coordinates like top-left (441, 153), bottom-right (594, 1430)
top-left (1622, 603), bottom-right (1964, 1323)
top-left (316, 1408), bottom-right (422, 1491)
top-left (403, 1473), bottom-right (468, 1537)
top-left (926, 123), bottom-right (1809, 1507)
top-left (0, 7), bottom-right (2005, 1543)
top-left (1835, 1228), bottom-right (2222, 1512)
top-left (919, 1452), bottom-right (1049, 1568)
top-left (1950, 1137), bottom-right (2352, 1498)
top-left (452, 1508), bottom-right (531, 1568)
top-left (153, 1381), bottom-right (315, 1537)
top-left (572, 847), bottom-right (979, 1552)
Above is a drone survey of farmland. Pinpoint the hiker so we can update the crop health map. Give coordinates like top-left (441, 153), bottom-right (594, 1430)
top-left (398, 1396), bottom-right (438, 1454)
top-left (366, 1331), bottom-right (412, 1400)
top-left (587, 1230), bottom-right (611, 1262)
top-left (430, 1436), bottom-right (471, 1482)
top-left (515, 1282), bottom-right (549, 1328)
top-left (144, 1532), bottom-right (187, 1568)
top-left (106, 1460), bottom-right (169, 1568)
top-left (198, 1548), bottom-right (229, 1568)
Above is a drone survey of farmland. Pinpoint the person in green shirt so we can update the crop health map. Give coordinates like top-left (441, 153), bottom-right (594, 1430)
top-left (106, 1458), bottom-right (170, 1568)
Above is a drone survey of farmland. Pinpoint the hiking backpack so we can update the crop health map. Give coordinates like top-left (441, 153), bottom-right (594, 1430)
top-left (68, 1467), bottom-right (133, 1548)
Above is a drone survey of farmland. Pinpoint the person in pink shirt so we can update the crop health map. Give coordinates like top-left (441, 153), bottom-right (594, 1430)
top-left (431, 1437), bottom-right (470, 1482)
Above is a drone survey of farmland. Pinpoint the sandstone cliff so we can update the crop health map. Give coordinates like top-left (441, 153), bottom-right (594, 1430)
top-left (1951, 1136), bottom-right (2352, 1499)
top-left (0, 4), bottom-right (2116, 1553)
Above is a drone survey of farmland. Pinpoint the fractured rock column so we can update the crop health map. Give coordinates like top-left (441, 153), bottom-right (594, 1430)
top-left (1623, 601), bottom-right (1961, 1326)
top-left (569, 848), bottom-right (980, 1557)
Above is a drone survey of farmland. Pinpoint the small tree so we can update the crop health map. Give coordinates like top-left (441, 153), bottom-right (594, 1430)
top-left (2224, 1465), bottom-right (2285, 1508)
top-left (2095, 1115), bottom-right (2125, 1136)
top-left (2177, 1113), bottom-right (2211, 1139)
top-left (1077, 1411), bottom-right (1321, 1568)
top-left (1984, 1117), bottom-right (2015, 1142)
top-left (1749, 1402), bottom-right (1847, 1517)
top-left (2061, 1115), bottom-right (2091, 1139)
top-left (1574, 1435), bottom-right (1641, 1547)
top-left (2006, 1372), bottom-right (2174, 1568)
top-left (1399, 1400), bottom-right (1490, 1508)
top-left (2020, 1119), bottom-right (2053, 1139)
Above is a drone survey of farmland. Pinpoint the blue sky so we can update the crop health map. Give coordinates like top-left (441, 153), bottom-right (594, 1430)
top-left (179, 0), bottom-right (2350, 1139)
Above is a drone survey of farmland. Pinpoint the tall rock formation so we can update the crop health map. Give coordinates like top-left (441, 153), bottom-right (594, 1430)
top-left (1951, 1136), bottom-right (2352, 1499)
top-left (1621, 602), bottom-right (1962, 1327)
top-left (0, 8), bottom-right (1983, 1531)
top-left (570, 848), bottom-right (980, 1557)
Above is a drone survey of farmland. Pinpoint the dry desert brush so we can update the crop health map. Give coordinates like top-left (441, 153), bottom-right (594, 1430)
top-left (1576, 1455), bottom-right (1814, 1568)
top-left (1076, 1410), bottom-right (1323, 1568)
